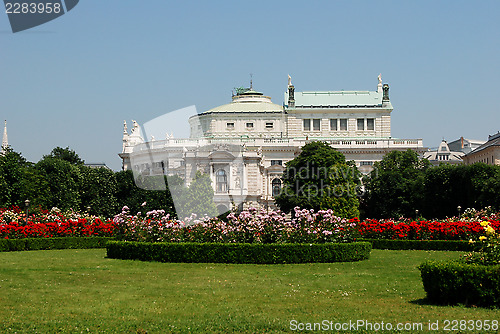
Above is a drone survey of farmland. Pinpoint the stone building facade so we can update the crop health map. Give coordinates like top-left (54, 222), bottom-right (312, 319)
top-left (463, 132), bottom-right (500, 166)
top-left (119, 75), bottom-right (426, 213)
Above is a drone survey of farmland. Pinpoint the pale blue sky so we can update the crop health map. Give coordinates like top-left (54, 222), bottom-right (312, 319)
top-left (1, 0), bottom-right (499, 170)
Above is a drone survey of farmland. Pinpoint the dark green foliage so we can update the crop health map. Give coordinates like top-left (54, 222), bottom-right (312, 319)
top-left (0, 237), bottom-right (113, 252)
top-left (362, 150), bottom-right (500, 219)
top-left (422, 163), bottom-right (500, 218)
top-left (360, 239), bottom-right (474, 251)
top-left (114, 170), bottom-right (179, 217)
top-left (362, 150), bottom-right (429, 218)
top-left (418, 260), bottom-right (500, 307)
top-left (78, 165), bottom-right (118, 216)
top-left (0, 147), bottom-right (30, 207)
top-left (422, 164), bottom-right (468, 218)
top-left (43, 146), bottom-right (84, 165)
top-left (33, 157), bottom-right (82, 210)
top-left (275, 141), bottom-right (361, 218)
top-left (176, 171), bottom-right (218, 219)
top-left (0, 147), bottom-right (182, 217)
top-left (466, 163), bottom-right (500, 211)
top-left (106, 241), bottom-right (371, 264)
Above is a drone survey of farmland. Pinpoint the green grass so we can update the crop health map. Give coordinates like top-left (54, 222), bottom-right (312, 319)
top-left (0, 249), bottom-right (498, 333)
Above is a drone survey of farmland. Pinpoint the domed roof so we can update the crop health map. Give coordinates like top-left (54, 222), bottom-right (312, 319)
top-left (200, 88), bottom-right (283, 115)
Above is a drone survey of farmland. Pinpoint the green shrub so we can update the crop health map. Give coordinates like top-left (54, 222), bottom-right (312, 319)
top-left (359, 239), bottom-right (474, 251)
top-left (106, 241), bottom-right (371, 264)
top-left (418, 260), bottom-right (500, 308)
top-left (0, 237), bottom-right (113, 252)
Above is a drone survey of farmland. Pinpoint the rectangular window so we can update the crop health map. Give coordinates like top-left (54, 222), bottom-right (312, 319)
top-left (313, 119), bottom-right (321, 131)
top-left (266, 122), bottom-right (274, 129)
top-left (367, 118), bottom-right (374, 131)
top-left (271, 160), bottom-right (283, 166)
top-left (246, 122), bottom-right (254, 128)
top-left (226, 122), bottom-right (234, 128)
top-left (357, 119), bottom-right (365, 131)
top-left (360, 161), bottom-right (373, 166)
top-left (303, 119), bottom-right (311, 131)
top-left (339, 119), bottom-right (347, 131)
top-left (330, 119), bottom-right (337, 131)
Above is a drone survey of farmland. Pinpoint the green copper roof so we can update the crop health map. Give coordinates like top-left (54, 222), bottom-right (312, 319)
top-left (285, 90), bottom-right (391, 108)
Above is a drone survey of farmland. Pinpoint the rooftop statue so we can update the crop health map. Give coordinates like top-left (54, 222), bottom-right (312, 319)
top-left (130, 120), bottom-right (141, 136)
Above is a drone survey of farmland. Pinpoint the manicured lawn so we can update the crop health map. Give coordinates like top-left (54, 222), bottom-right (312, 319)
top-left (0, 249), bottom-right (498, 333)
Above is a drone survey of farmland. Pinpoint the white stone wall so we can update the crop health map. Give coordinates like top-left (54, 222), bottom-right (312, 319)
top-left (191, 113), bottom-right (286, 139)
top-left (286, 109), bottom-right (392, 139)
top-left (464, 147), bottom-right (500, 165)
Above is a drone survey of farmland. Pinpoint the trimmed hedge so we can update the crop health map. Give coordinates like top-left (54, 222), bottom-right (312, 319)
top-left (106, 241), bottom-right (372, 264)
top-left (0, 237), bottom-right (114, 252)
top-left (359, 239), bottom-right (474, 251)
top-left (418, 260), bottom-right (500, 308)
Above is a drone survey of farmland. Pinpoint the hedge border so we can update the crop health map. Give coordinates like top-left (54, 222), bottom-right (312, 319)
top-left (359, 239), bottom-right (474, 251)
top-left (0, 237), bottom-right (114, 252)
top-left (106, 241), bottom-right (372, 264)
top-left (418, 260), bottom-right (500, 308)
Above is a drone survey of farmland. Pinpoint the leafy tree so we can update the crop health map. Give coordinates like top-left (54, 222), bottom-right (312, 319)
top-left (18, 166), bottom-right (51, 210)
top-left (422, 164), bottom-right (469, 218)
top-left (467, 163), bottom-right (500, 210)
top-left (362, 149), bottom-right (429, 218)
top-left (44, 146), bottom-right (84, 165)
top-left (275, 141), bottom-right (361, 218)
top-left (175, 171), bottom-right (218, 220)
top-left (34, 157), bottom-right (82, 210)
top-left (114, 170), bottom-right (179, 217)
top-left (421, 163), bottom-right (500, 218)
top-left (0, 147), bottom-right (30, 207)
top-left (477, 166), bottom-right (500, 210)
top-left (78, 165), bottom-right (119, 217)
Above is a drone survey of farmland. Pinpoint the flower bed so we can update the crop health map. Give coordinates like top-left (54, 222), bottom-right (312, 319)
top-left (359, 239), bottom-right (474, 251)
top-left (113, 206), bottom-right (358, 244)
top-left (110, 207), bottom-right (369, 264)
top-left (112, 205), bottom-right (500, 244)
top-left (355, 219), bottom-right (500, 240)
top-left (0, 206), bottom-right (116, 239)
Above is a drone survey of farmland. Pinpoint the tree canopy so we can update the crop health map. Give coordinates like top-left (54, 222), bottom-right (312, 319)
top-left (43, 146), bottom-right (84, 165)
top-left (361, 149), bottom-right (429, 218)
top-left (275, 141), bottom-right (361, 218)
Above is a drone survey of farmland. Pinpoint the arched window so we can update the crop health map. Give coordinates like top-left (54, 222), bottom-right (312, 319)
top-left (216, 169), bottom-right (228, 192)
top-left (272, 178), bottom-right (282, 197)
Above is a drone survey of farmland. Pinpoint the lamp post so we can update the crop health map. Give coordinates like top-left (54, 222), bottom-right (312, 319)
top-left (415, 209), bottom-right (419, 220)
top-left (25, 199), bottom-right (30, 225)
top-left (457, 205), bottom-right (462, 219)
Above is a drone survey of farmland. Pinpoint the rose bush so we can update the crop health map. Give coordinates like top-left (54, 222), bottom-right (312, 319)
top-left (0, 206), bottom-right (115, 239)
top-left (355, 219), bottom-right (500, 241)
top-left (462, 220), bottom-right (500, 265)
top-left (112, 206), bottom-right (358, 244)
